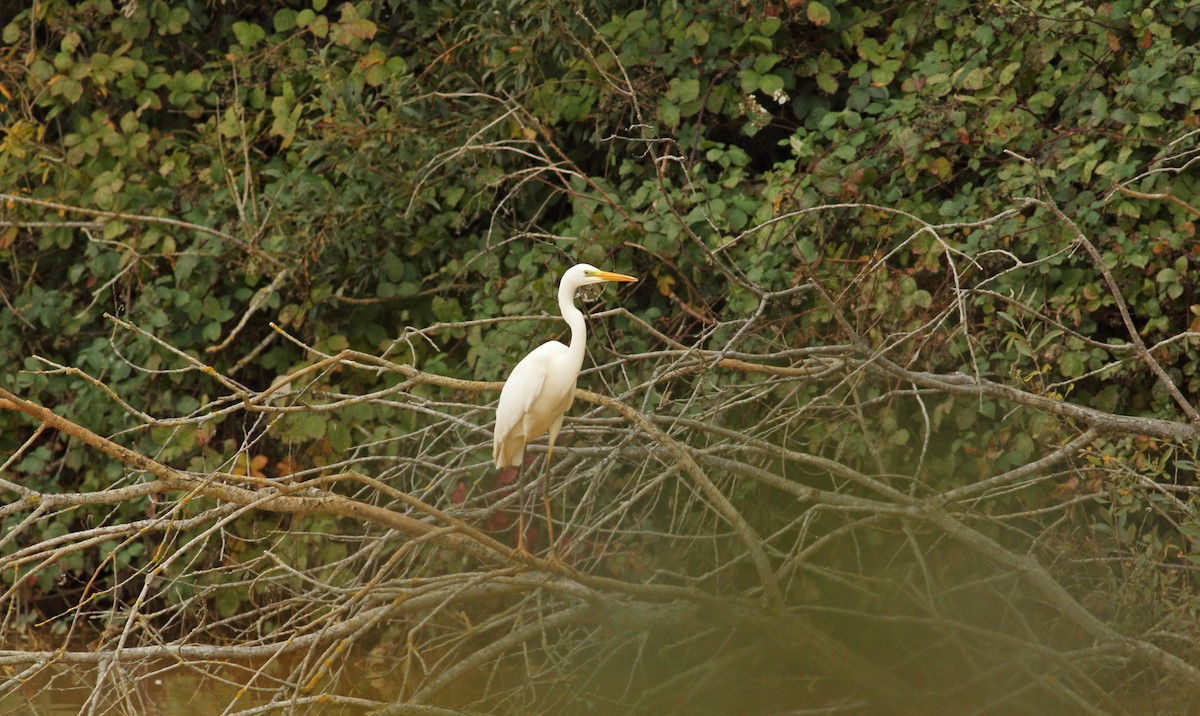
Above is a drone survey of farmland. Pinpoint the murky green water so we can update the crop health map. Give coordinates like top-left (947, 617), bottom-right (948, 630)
top-left (0, 661), bottom-right (325, 716)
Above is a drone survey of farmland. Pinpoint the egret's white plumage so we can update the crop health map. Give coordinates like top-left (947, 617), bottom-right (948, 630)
top-left (492, 263), bottom-right (637, 469)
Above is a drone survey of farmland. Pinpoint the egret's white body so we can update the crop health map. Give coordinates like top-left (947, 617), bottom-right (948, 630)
top-left (493, 264), bottom-right (636, 470)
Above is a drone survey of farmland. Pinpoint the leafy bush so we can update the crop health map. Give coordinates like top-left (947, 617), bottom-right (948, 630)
top-left (3, 0), bottom-right (1200, 711)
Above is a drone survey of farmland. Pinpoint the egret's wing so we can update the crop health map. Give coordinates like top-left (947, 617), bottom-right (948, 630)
top-left (495, 358), bottom-right (548, 442)
top-left (493, 342), bottom-right (563, 467)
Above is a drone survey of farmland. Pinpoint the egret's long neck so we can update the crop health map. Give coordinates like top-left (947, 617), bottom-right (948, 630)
top-left (559, 281), bottom-right (587, 370)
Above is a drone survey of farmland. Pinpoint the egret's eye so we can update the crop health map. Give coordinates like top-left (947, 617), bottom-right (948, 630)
top-left (578, 284), bottom-right (604, 303)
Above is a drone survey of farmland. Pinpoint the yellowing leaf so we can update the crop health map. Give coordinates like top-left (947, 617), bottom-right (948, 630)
top-left (807, 1), bottom-right (831, 26)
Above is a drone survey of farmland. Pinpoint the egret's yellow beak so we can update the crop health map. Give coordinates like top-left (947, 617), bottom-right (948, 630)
top-left (594, 270), bottom-right (637, 283)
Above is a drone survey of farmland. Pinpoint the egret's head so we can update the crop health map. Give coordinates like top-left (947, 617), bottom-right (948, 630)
top-left (563, 263), bottom-right (638, 290)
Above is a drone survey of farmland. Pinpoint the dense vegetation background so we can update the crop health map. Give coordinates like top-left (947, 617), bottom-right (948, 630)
top-left (3, 0), bottom-right (1200, 714)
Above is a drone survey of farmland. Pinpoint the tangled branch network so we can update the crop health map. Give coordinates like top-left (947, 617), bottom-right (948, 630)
top-left (3, 198), bottom-right (1200, 715)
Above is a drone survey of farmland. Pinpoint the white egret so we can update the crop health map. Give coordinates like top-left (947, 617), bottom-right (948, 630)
top-left (492, 263), bottom-right (637, 558)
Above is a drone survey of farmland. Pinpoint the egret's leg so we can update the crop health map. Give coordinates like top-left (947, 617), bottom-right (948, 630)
top-left (543, 441), bottom-right (558, 563)
top-left (513, 460), bottom-right (531, 559)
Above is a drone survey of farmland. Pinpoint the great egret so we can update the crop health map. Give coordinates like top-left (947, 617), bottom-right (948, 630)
top-left (492, 263), bottom-right (637, 558)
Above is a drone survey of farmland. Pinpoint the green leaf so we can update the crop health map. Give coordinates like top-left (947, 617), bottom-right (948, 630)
top-left (233, 21), bottom-right (266, 47)
top-left (1060, 352), bottom-right (1085, 378)
top-left (660, 101), bottom-right (680, 128)
top-left (285, 412), bottom-right (326, 441)
top-left (327, 420), bottom-right (352, 453)
top-left (1137, 112), bottom-right (1164, 127)
top-left (685, 21), bottom-right (709, 45)
top-left (274, 9), bottom-right (298, 32)
top-left (960, 68), bottom-right (987, 91)
top-left (215, 588), bottom-right (242, 618)
top-left (759, 74), bottom-right (784, 97)
top-left (51, 77), bottom-right (83, 104)
top-left (670, 77), bottom-right (700, 103)
top-left (924, 73), bottom-right (951, 97)
top-left (739, 69), bottom-right (761, 94)
top-left (998, 62), bottom-right (1021, 86)
top-left (110, 56), bottom-right (135, 74)
top-left (807, 1), bottom-right (831, 26)
top-left (1110, 107), bottom-right (1137, 125)
top-left (431, 296), bottom-right (463, 322)
top-left (1028, 91), bottom-right (1055, 112)
top-left (163, 7), bottom-right (189, 34)
top-left (364, 64), bottom-right (388, 86)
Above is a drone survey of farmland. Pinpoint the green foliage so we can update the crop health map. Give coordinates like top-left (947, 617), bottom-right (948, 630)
top-left (3, 1), bottom-right (1200, 692)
